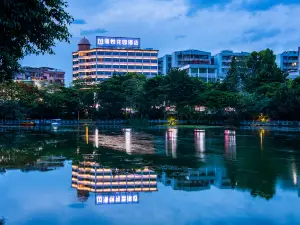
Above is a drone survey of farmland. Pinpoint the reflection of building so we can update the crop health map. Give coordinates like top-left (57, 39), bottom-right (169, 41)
top-left (165, 128), bottom-right (177, 158)
top-left (224, 130), bottom-right (236, 161)
top-left (21, 156), bottom-right (65, 172)
top-left (72, 36), bottom-right (159, 85)
top-left (160, 168), bottom-right (233, 191)
top-left (85, 128), bottom-right (155, 154)
top-left (14, 66), bottom-right (65, 87)
top-left (71, 160), bottom-right (158, 201)
top-left (194, 130), bottom-right (205, 160)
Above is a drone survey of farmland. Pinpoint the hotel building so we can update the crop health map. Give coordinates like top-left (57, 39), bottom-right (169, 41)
top-left (72, 36), bottom-right (159, 85)
top-left (71, 161), bottom-right (158, 194)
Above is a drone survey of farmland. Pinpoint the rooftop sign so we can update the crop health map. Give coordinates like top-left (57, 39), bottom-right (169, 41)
top-left (96, 36), bottom-right (140, 49)
top-left (95, 192), bottom-right (139, 205)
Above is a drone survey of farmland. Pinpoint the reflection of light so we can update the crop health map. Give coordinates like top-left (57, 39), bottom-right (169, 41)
top-left (224, 130), bottom-right (236, 161)
top-left (125, 128), bottom-right (132, 155)
top-left (292, 162), bottom-right (297, 185)
top-left (194, 130), bottom-right (205, 160)
top-left (94, 129), bottom-right (99, 148)
top-left (53, 126), bottom-right (58, 131)
top-left (86, 127), bottom-right (89, 144)
top-left (77, 147), bottom-right (80, 154)
top-left (259, 129), bottom-right (265, 150)
top-left (166, 128), bottom-right (177, 158)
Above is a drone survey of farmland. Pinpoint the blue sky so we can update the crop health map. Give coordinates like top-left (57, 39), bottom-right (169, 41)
top-left (22, 0), bottom-right (300, 85)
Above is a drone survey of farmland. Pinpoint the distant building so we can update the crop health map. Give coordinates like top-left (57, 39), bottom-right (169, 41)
top-left (14, 66), bottom-right (65, 87)
top-left (214, 50), bottom-right (250, 79)
top-left (158, 54), bottom-right (172, 75)
top-left (171, 49), bottom-right (217, 81)
top-left (277, 48), bottom-right (300, 79)
top-left (72, 36), bottom-right (159, 85)
top-left (277, 50), bottom-right (299, 73)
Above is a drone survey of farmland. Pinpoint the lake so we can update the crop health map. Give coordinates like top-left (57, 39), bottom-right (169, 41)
top-left (1, 126), bottom-right (300, 225)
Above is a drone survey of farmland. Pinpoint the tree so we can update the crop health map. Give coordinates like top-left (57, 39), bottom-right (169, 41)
top-left (243, 49), bottom-right (286, 91)
top-left (223, 56), bottom-right (248, 92)
top-left (0, 0), bottom-right (73, 81)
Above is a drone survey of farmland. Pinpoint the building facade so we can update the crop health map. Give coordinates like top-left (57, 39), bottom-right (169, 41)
top-left (214, 50), bottom-right (250, 79)
top-left (277, 50), bottom-right (299, 72)
top-left (72, 37), bottom-right (159, 85)
top-left (158, 54), bottom-right (172, 75)
top-left (14, 66), bottom-right (65, 87)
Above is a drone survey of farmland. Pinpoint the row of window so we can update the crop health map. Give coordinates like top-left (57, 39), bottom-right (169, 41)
top-left (73, 58), bottom-right (158, 64)
top-left (73, 71), bottom-right (157, 76)
top-left (191, 68), bottom-right (216, 73)
top-left (73, 65), bottom-right (158, 70)
top-left (73, 52), bottom-right (158, 58)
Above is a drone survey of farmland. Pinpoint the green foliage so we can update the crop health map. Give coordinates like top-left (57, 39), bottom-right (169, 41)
top-left (0, 0), bottom-right (73, 81)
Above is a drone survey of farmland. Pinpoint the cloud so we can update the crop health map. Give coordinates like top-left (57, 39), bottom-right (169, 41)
top-left (175, 35), bottom-right (186, 40)
top-left (73, 19), bottom-right (87, 25)
top-left (22, 0), bottom-right (300, 86)
top-left (237, 28), bottom-right (282, 43)
top-left (80, 28), bottom-right (109, 36)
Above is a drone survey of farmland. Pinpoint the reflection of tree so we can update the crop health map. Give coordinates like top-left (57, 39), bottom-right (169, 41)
top-left (225, 134), bottom-right (277, 200)
top-left (0, 217), bottom-right (5, 225)
top-left (77, 190), bottom-right (89, 203)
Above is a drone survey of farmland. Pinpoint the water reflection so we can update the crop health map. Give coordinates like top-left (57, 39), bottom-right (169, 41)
top-left (194, 130), bottom-right (205, 160)
top-left (124, 128), bottom-right (132, 155)
top-left (224, 130), bottom-right (236, 161)
top-left (160, 168), bottom-right (233, 191)
top-left (71, 155), bottom-right (158, 203)
top-left (165, 128), bottom-right (177, 158)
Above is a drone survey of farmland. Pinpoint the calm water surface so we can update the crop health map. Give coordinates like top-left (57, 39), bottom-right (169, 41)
top-left (1, 126), bottom-right (300, 225)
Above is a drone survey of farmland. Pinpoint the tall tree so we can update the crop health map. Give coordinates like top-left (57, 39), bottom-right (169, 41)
top-left (0, 0), bottom-right (73, 81)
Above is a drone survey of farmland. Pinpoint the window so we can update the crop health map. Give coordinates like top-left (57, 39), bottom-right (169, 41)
top-left (120, 65), bottom-right (127, 69)
top-left (136, 59), bottom-right (142, 63)
top-left (128, 52), bottom-right (135, 56)
top-left (191, 68), bottom-right (198, 73)
top-left (113, 58), bottom-right (119, 62)
top-left (151, 66), bottom-right (157, 70)
top-left (128, 59), bottom-right (135, 62)
top-left (143, 66), bottom-right (150, 69)
top-left (104, 58), bottom-right (112, 62)
top-left (120, 52), bottom-right (127, 56)
top-left (143, 53), bottom-right (151, 57)
top-left (208, 68), bottom-right (215, 73)
top-left (136, 66), bottom-right (142, 69)
top-left (120, 59), bottom-right (127, 62)
top-left (151, 59), bottom-right (158, 63)
top-left (143, 59), bottom-right (151, 63)
top-left (136, 52), bottom-right (142, 56)
top-left (151, 53), bottom-right (158, 57)
top-left (104, 52), bottom-right (112, 55)
top-left (113, 52), bottom-right (119, 56)
top-left (113, 65), bottom-right (119, 69)
top-left (199, 68), bottom-right (206, 73)
top-left (104, 65), bottom-right (111, 68)
top-left (97, 51), bottom-right (105, 55)
top-left (128, 66), bottom-right (135, 69)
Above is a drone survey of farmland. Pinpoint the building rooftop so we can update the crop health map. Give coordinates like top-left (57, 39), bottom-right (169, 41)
top-left (78, 37), bottom-right (91, 45)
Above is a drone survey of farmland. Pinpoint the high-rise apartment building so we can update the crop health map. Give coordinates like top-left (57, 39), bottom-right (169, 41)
top-left (72, 37), bottom-right (159, 85)
top-left (214, 50), bottom-right (250, 79)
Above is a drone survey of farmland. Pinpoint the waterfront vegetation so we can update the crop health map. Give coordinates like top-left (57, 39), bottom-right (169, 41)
top-left (1, 49), bottom-right (300, 122)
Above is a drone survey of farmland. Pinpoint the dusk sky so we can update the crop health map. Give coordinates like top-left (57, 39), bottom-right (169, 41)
top-left (21, 0), bottom-right (300, 86)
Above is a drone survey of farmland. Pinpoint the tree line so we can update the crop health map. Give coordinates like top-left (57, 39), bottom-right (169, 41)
top-left (1, 48), bottom-right (300, 121)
